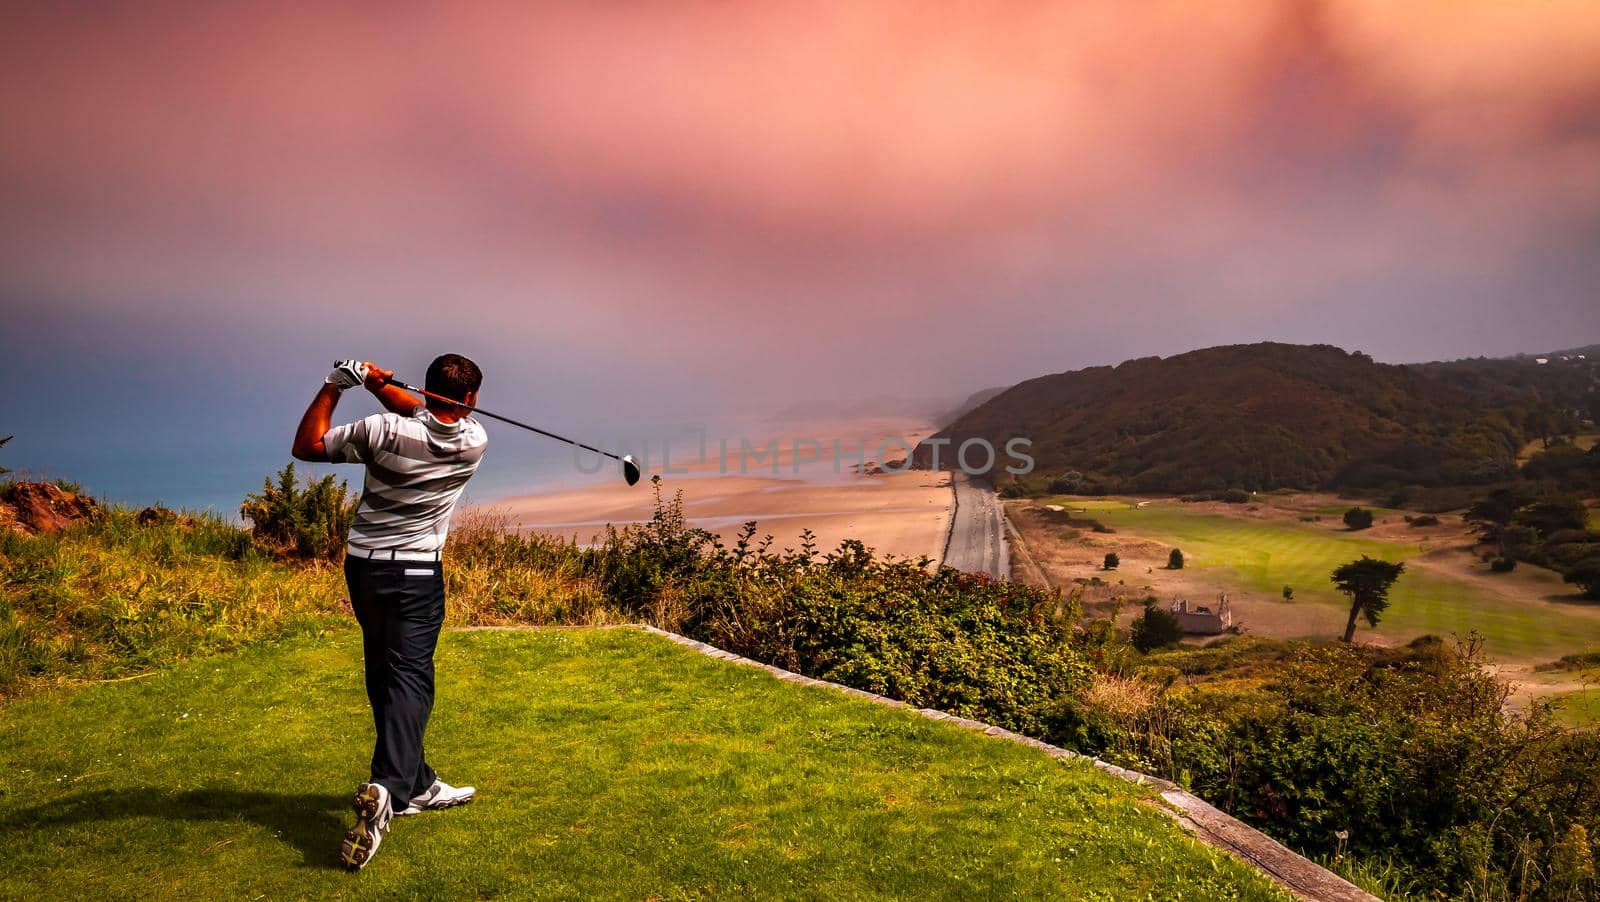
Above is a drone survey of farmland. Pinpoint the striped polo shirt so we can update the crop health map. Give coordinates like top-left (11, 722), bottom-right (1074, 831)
top-left (322, 407), bottom-right (488, 556)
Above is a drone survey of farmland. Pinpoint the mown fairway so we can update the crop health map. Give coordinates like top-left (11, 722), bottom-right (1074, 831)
top-left (1069, 501), bottom-right (1600, 662)
top-left (0, 628), bottom-right (1285, 901)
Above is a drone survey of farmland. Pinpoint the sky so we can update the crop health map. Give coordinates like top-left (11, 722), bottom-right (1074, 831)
top-left (2, 1), bottom-right (1599, 506)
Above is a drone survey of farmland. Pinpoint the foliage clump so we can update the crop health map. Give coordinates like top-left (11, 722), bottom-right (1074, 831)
top-left (240, 463), bottom-right (357, 559)
top-left (1342, 507), bottom-right (1374, 530)
top-left (1106, 637), bottom-right (1600, 899)
top-left (1130, 600), bottom-right (1182, 653)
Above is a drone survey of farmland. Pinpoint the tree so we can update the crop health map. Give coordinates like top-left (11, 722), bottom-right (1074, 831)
top-left (1103, 552), bottom-right (1119, 570)
top-left (1131, 600), bottom-right (1183, 652)
top-left (1465, 487), bottom-right (1531, 541)
top-left (1513, 497), bottom-right (1588, 538)
top-left (1167, 548), bottom-right (1184, 569)
top-left (1048, 470), bottom-right (1086, 494)
top-left (1564, 556), bottom-right (1600, 600)
top-left (0, 434), bottom-right (10, 476)
top-left (1332, 556), bottom-right (1406, 642)
top-left (1343, 507), bottom-right (1374, 530)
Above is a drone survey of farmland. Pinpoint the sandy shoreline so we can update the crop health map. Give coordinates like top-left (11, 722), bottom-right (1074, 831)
top-left (471, 416), bottom-right (954, 563)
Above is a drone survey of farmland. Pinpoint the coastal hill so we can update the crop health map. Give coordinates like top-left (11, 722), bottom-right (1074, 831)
top-left (915, 342), bottom-right (1599, 494)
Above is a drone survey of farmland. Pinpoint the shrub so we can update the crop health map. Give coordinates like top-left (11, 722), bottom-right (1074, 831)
top-left (1103, 552), bottom-right (1120, 570)
top-left (1167, 548), bottom-right (1184, 569)
top-left (1564, 556), bottom-right (1600, 600)
top-left (1343, 507), bottom-right (1374, 530)
top-left (240, 463), bottom-right (357, 559)
top-left (1092, 638), bottom-right (1600, 896)
top-left (1131, 601), bottom-right (1182, 653)
top-left (1221, 488), bottom-right (1250, 504)
top-left (1383, 486), bottom-right (1416, 509)
top-left (1516, 497), bottom-right (1589, 538)
top-left (1047, 470), bottom-right (1086, 494)
top-left (1490, 557), bottom-right (1518, 573)
top-left (997, 473), bottom-right (1049, 498)
top-left (1407, 514), bottom-right (1441, 527)
top-left (1282, 585), bottom-right (1294, 601)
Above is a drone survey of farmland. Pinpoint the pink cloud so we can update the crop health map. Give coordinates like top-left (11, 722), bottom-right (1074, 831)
top-left (1, 1), bottom-right (1596, 398)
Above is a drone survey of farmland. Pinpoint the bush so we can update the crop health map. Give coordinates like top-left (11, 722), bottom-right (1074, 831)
top-left (1131, 601), bottom-right (1182, 653)
top-left (1343, 507), bottom-right (1374, 530)
top-left (997, 473), bottom-right (1049, 498)
top-left (1221, 488), bottom-right (1250, 504)
top-left (1490, 557), bottom-right (1518, 573)
top-left (1103, 552), bottom-right (1120, 570)
top-left (1167, 548), bottom-right (1184, 569)
top-left (1090, 638), bottom-right (1600, 896)
top-left (1047, 471), bottom-right (1086, 494)
top-left (240, 463), bottom-right (357, 559)
top-left (1282, 585), bottom-right (1294, 601)
top-left (1564, 556), bottom-right (1600, 600)
top-left (1407, 514), bottom-right (1441, 527)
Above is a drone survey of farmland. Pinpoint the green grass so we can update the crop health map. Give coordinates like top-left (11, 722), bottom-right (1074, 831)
top-left (1049, 499), bottom-right (1137, 511)
top-left (1549, 688), bottom-right (1600, 728)
top-left (0, 628), bottom-right (1286, 901)
top-left (1066, 501), bottom-right (1600, 661)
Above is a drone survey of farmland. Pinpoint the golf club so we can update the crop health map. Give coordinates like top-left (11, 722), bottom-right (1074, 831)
top-left (376, 370), bottom-right (641, 486)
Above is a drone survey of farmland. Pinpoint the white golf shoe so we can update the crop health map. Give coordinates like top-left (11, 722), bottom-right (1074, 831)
top-left (396, 778), bottom-right (476, 816)
top-left (339, 782), bottom-right (392, 871)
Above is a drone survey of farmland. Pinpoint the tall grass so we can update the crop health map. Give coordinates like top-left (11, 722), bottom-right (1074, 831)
top-left (0, 505), bottom-right (648, 697)
top-left (0, 508), bottom-right (346, 695)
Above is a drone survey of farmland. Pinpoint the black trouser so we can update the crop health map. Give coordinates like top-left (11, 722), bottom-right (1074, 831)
top-left (344, 555), bottom-right (445, 812)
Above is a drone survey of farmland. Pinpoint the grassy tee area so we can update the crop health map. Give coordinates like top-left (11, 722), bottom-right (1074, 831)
top-left (0, 628), bottom-right (1285, 901)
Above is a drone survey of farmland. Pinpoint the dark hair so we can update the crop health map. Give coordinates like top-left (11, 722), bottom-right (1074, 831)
top-left (425, 354), bottom-right (482, 403)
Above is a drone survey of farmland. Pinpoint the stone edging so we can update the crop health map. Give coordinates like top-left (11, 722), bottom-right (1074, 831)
top-left (636, 625), bottom-right (1375, 902)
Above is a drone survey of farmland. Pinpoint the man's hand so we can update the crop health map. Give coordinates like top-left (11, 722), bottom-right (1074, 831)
top-left (362, 363), bottom-right (394, 393)
top-left (327, 359), bottom-right (370, 391)
top-left (363, 362), bottom-right (424, 415)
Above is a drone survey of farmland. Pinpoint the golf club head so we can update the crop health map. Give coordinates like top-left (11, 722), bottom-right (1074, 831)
top-left (622, 454), bottom-right (641, 486)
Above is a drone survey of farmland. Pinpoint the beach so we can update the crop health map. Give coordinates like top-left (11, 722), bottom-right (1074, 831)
top-left (479, 416), bottom-right (954, 563)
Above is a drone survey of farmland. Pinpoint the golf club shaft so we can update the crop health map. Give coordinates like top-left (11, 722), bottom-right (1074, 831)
top-left (386, 377), bottom-right (629, 464)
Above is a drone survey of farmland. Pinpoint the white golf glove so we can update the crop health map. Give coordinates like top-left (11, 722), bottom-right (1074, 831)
top-left (326, 359), bottom-right (370, 391)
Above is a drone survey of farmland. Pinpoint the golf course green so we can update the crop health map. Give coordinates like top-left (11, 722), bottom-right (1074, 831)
top-left (1058, 500), bottom-right (1600, 662)
top-left (0, 628), bottom-right (1286, 901)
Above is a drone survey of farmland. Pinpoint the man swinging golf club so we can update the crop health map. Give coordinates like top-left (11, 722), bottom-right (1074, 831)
top-left (292, 354), bottom-right (487, 871)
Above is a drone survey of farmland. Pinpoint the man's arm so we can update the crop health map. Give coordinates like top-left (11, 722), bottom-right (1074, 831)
top-left (291, 383), bottom-right (342, 462)
top-left (362, 364), bottom-right (424, 415)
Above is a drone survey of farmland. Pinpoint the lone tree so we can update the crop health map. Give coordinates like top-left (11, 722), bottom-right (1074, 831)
top-left (1331, 556), bottom-right (1405, 642)
top-left (1131, 600), bottom-right (1183, 652)
top-left (1343, 507), bottom-right (1374, 530)
top-left (1167, 548), bottom-right (1184, 569)
top-left (1103, 552), bottom-right (1120, 570)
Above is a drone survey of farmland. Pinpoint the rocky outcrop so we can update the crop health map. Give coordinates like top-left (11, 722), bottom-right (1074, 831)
top-left (1, 482), bottom-right (101, 534)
